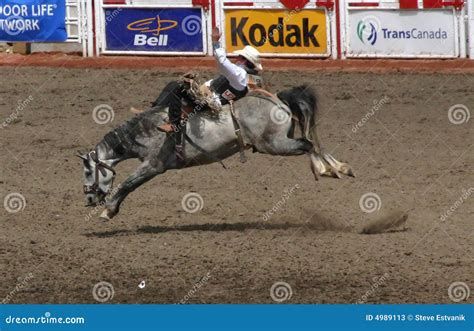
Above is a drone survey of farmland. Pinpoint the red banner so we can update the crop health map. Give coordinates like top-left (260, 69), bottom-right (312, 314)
top-left (279, 0), bottom-right (310, 10)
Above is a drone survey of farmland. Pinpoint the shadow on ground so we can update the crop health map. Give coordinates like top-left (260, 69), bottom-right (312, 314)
top-left (84, 218), bottom-right (354, 238)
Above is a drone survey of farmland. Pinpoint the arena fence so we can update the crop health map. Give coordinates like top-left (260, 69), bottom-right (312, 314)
top-left (66, 0), bottom-right (82, 43)
top-left (90, 0), bottom-right (472, 59)
top-left (0, 0), bottom-right (472, 59)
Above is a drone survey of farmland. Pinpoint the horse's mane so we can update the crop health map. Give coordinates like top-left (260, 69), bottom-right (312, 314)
top-left (101, 106), bottom-right (167, 157)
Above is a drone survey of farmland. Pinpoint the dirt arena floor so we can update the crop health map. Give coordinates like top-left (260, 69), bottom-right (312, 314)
top-left (0, 65), bottom-right (472, 304)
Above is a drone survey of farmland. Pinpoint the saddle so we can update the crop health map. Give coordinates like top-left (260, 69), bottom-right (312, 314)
top-left (156, 72), bottom-right (220, 133)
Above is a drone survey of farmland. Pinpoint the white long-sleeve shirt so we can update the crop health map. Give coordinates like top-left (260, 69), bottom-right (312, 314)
top-left (213, 46), bottom-right (247, 91)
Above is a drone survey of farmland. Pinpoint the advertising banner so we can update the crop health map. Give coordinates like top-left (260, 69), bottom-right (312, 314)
top-left (224, 9), bottom-right (328, 56)
top-left (104, 7), bottom-right (205, 53)
top-left (0, 0), bottom-right (66, 42)
top-left (347, 10), bottom-right (458, 57)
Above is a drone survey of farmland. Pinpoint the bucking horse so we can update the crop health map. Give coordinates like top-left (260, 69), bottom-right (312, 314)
top-left (77, 84), bottom-right (354, 220)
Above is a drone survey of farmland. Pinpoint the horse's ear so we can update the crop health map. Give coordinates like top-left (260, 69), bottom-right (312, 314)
top-left (76, 151), bottom-right (88, 161)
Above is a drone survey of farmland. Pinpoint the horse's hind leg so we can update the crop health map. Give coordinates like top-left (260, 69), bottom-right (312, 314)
top-left (309, 153), bottom-right (340, 180)
top-left (258, 136), bottom-right (354, 179)
top-left (321, 152), bottom-right (355, 177)
top-left (309, 150), bottom-right (355, 180)
top-left (100, 160), bottom-right (165, 220)
top-left (307, 129), bottom-right (355, 179)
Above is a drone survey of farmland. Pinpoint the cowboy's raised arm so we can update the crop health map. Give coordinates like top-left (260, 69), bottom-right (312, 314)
top-left (211, 27), bottom-right (247, 91)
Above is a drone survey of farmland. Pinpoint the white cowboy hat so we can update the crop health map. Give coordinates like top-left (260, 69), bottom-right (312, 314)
top-left (234, 45), bottom-right (263, 71)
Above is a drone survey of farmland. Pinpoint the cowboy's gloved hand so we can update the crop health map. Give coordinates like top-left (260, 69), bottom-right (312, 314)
top-left (212, 27), bottom-right (221, 42)
top-left (212, 27), bottom-right (221, 49)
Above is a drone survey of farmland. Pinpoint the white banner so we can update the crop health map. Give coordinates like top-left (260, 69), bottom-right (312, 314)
top-left (347, 9), bottom-right (458, 57)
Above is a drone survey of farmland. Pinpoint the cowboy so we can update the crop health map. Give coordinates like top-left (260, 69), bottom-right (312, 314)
top-left (202, 26), bottom-right (264, 108)
top-left (153, 27), bottom-right (264, 134)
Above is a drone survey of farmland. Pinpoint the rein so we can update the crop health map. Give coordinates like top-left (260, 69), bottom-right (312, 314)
top-left (83, 150), bottom-right (117, 195)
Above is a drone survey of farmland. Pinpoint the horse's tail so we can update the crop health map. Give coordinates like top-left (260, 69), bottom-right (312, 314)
top-left (277, 85), bottom-right (321, 151)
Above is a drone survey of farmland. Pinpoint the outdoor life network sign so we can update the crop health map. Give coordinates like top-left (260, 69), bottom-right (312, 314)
top-left (104, 7), bottom-right (205, 53)
top-left (348, 10), bottom-right (458, 57)
top-left (0, 0), bottom-right (67, 42)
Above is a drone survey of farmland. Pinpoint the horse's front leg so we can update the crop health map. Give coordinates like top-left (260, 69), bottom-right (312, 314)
top-left (100, 160), bottom-right (165, 220)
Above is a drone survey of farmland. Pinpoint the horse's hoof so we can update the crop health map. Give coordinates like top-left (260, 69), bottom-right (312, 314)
top-left (330, 168), bottom-right (342, 179)
top-left (99, 209), bottom-right (113, 221)
top-left (346, 167), bottom-right (356, 178)
top-left (340, 164), bottom-right (356, 178)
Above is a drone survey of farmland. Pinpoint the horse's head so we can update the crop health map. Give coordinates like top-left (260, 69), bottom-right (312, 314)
top-left (77, 150), bottom-right (116, 207)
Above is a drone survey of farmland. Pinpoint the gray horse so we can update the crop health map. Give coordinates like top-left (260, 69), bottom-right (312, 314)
top-left (78, 85), bottom-right (354, 220)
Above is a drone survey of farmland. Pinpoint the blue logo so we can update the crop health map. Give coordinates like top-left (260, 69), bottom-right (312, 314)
top-left (357, 20), bottom-right (377, 45)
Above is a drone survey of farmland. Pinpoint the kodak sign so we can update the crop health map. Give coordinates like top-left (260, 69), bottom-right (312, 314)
top-left (225, 9), bottom-right (328, 55)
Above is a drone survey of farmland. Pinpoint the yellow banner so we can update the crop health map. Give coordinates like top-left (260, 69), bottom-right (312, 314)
top-left (225, 9), bottom-right (327, 55)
